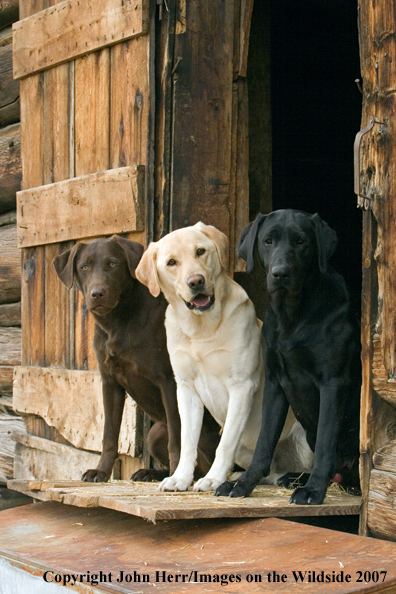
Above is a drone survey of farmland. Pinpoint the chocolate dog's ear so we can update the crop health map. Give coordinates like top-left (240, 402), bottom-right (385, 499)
top-left (194, 222), bottom-right (229, 269)
top-left (135, 242), bottom-right (161, 297)
top-left (53, 242), bottom-right (84, 290)
top-left (237, 213), bottom-right (267, 273)
top-left (311, 213), bottom-right (338, 273)
top-left (109, 235), bottom-right (144, 278)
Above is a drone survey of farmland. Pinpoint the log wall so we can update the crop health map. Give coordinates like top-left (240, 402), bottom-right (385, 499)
top-left (0, 0), bottom-right (21, 485)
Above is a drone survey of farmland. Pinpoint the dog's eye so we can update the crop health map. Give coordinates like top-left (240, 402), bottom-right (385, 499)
top-left (265, 238), bottom-right (273, 245)
top-left (109, 262), bottom-right (116, 267)
top-left (167, 259), bottom-right (177, 267)
top-left (82, 265), bottom-right (89, 271)
top-left (196, 248), bottom-right (206, 256)
top-left (296, 237), bottom-right (305, 245)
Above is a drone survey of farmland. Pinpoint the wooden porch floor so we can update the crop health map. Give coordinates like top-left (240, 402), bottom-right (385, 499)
top-left (0, 500), bottom-right (396, 593)
top-left (7, 479), bottom-right (362, 523)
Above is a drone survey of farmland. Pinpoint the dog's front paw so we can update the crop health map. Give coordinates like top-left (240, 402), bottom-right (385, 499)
top-left (215, 479), bottom-right (253, 498)
top-left (290, 484), bottom-right (327, 505)
top-left (193, 476), bottom-right (223, 492)
top-left (131, 468), bottom-right (169, 482)
top-left (81, 469), bottom-right (110, 483)
top-left (159, 475), bottom-right (192, 492)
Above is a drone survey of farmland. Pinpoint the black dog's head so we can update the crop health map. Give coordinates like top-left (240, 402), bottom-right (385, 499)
top-left (53, 236), bottom-right (144, 316)
top-left (238, 210), bottom-right (338, 295)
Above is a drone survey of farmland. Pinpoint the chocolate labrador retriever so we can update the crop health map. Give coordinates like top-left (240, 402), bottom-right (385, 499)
top-left (53, 235), bottom-right (219, 482)
top-left (216, 210), bottom-right (361, 504)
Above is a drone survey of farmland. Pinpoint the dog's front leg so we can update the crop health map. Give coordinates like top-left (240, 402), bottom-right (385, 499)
top-left (82, 377), bottom-right (125, 482)
top-left (215, 377), bottom-right (289, 497)
top-left (159, 375), bottom-right (181, 475)
top-left (159, 383), bottom-right (204, 491)
top-left (290, 382), bottom-right (343, 505)
top-left (194, 381), bottom-right (256, 492)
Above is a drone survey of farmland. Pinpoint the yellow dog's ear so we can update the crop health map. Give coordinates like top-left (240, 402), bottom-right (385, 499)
top-left (194, 222), bottom-right (229, 269)
top-left (135, 242), bottom-right (161, 297)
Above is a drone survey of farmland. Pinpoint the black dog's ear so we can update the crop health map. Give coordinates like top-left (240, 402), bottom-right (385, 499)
top-left (237, 214), bottom-right (267, 273)
top-left (53, 242), bottom-right (84, 290)
top-left (109, 235), bottom-right (144, 278)
top-left (311, 213), bottom-right (338, 273)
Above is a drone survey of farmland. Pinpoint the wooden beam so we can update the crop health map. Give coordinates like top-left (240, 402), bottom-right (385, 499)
top-left (0, 123), bottom-right (21, 214)
top-left (13, 366), bottom-right (142, 457)
top-left (17, 165), bottom-right (145, 247)
top-left (11, 430), bottom-right (102, 482)
top-left (0, 224), bottom-right (20, 304)
top-left (0, 301), bottom-right (20, 326)
top-left (0, 327), bottom-right (20, 365)
top-left (12, 0), bottom-right (149, 80)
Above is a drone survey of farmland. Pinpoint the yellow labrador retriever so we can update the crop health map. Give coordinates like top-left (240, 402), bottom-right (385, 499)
top-left (136, 222), bottom-right (313, 492)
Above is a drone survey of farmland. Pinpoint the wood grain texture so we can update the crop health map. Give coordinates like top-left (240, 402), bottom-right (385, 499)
top-left (0, 327), bottom-right (20, 365)
top-left (17, 166), bottom-right (145, 247)
top-left (0, 365), bottom-right (13, 396)
top-left (21, 247), bottom-right (45, 366)
top-left (11, 431), bottom-right (102, 481)
top-left (3, 502), bottom-right (396, 594)
top-left (0, 302), bottom-right (20, 326)
top-left (368, 469), bottom-right (396, 541)
top-left (13, 0), bottom-right (149, 79)
top-left (110, 37), bottom-right (149, 169)
top-left (0, 35), bottom-right (20, 127)
top-left (358, 0), bottom-right (396, 539)
top-left (74, 49), bottom-right (110, 176)
top-left (6, 480), bottom-right (361, 523)
top-left (13, 366), bottom-right (141, 456)
top-left (170, 0), bottom-right (234, 240)
top-left (0, 123), bottom-right (21, 213)
top-left (0, 224), bottom-right (20, 304)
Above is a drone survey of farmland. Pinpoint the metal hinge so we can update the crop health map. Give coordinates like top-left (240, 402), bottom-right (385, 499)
top-left (156, 0), bottom-right (169, 20)
top-left (354, 116), bottom-right (386, 211)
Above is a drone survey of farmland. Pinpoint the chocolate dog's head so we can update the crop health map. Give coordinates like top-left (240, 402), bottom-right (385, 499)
top-left (238, 209), bottom-right (338, 295)
top-left (53, 236), bottom-right (144, 316)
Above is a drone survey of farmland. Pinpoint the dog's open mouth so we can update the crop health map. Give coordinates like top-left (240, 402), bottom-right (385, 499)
top-left (185, 294), bottom-right (215, 312)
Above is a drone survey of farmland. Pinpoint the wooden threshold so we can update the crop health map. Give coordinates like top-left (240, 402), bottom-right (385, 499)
top-left (7, 479), bottom-right (362, 524)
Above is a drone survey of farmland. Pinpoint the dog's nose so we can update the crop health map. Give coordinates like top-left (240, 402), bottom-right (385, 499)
top-left (271, 266), bottom-right (289, 280)
top-left (91, 288), bottom-right (105, 299)
top-left (187, 274), bottom-right (205, 291)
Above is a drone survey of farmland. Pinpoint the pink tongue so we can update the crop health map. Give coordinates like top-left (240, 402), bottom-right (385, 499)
top-left (192, 294), bottom-right (210, 307)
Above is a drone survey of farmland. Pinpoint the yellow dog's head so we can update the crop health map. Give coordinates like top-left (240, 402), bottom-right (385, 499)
top-left (135, 222), bottom-right (228, 314)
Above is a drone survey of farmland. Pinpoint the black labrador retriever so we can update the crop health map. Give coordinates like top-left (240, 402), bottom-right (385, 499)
top-left (53, 235), bottom-right (219, 483)
top-left (216, 210), bottom-right (361, 504)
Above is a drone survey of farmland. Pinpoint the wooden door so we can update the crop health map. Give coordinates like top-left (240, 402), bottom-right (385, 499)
top-left (11, 0), bottom-right (251, 481)
top-left (358, 0), bottom-right (396, 539)
top-left (12, 0), bottom-right (153, 480)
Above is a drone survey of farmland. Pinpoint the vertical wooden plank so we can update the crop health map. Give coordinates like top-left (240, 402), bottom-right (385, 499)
top-left (19, 74), bottom-right (44, 190)
top-left (20, 71), bottom-right (45, 368)
top-left (74, 50), bottom-right (110, 177)
top-left (153, 0), bottom-right (176, 240)
top-left (74, 48), bottom-right (110, 370)
top-left (358, 0), bottom-right (396, 539)
top-left (110, 37), bottom-right (149, 169)
top-left (21, 248), bottom-right (45, 366)
top-left (42, 64), bottom-right (73, 368)
top-left (170, 0), bottom-right (234, 244)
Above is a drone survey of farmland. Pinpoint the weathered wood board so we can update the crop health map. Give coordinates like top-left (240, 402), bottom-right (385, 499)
top-left (1, 502), bottom-right (396, 594)
top-left (13, 368), bottom-right (142, 455)
top-left (0, 123), bottom-right (20, 213)
top-left (13, 0), bottom-right (149, 79)
top-left (17, 165), bottom-right (145, 247)
top-left (7, 479), bottom-right (362, 524)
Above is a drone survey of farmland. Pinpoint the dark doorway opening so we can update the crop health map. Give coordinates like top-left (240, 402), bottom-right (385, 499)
top-left (248, 0), bottom-right (362, 302)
